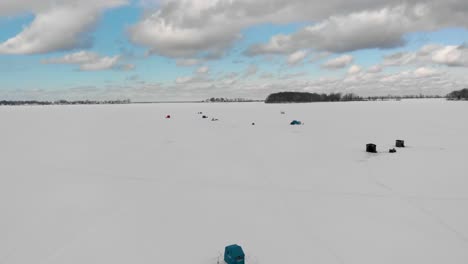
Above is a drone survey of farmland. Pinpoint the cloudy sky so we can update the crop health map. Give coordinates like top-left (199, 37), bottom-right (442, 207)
top-left (0, 0), bottom-right (467, 101)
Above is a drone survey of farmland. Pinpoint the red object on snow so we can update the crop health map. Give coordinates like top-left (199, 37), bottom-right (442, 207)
top-left (166, 115), bottom-right (171, 119)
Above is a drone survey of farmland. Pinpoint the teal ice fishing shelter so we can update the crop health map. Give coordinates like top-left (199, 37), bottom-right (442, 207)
top-left (290, 120), bottom-right (302, 125)
top-left (224, 244), bottom-right (245, 264)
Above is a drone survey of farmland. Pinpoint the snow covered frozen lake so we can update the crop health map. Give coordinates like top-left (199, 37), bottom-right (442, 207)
top-left (1, 99), bottom-right (468, 264)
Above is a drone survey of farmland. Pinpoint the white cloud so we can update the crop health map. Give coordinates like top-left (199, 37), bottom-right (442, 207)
top-left (382, 52), bottom-right (417, 66)
top-left (128, 0), bottom-right (244, 58)
top-left (383, 44), bottom-right (468, 67)
top-left (196, 66), bottom-right (210, 74)
top-left (419, 44), bottom-right (442, 55)
top-left (2, 0), bottom-right (468, 59)
top-left (0, 0), bottom-right (127, 17)
top-left (175, 76), bottom-right (194, 84)
top-left (279, 72), bottom-right (307, 80)
top-left (247, 2), bottom-right (468, 56)
top-left (43, 51), bottom-right (99, 64)
top-left (247, 5), bottom-right (429, 55)
top-left (2, 66), bottom-right (464, 101)
top-left (322, 55), bottom-right (353, 69)
top-left (80, 56), bottom-right (121, 71)
top-left (414, 67), bottom-right (438, 78)
top-left (0, 1), bottom-right (127, 54)
top-left (287, 50), bottom-right (308, 65)
top-left (128, 0), bottom-right (468, 59)
top-left (431, 45), bottom-right (468, 67)
top-left (176, 58), bottom-right (203, 66)
top-left (367, 65), bottom-right (383, 73)
top-left (348, 65), bottom-right (362, 75)
top-left (218, 72), bottom-right (240, 85)
top-left (175, 74), bottom-right (209, 85)
top-left (378, 68), bottom-right (443, 86)
top-left (43, 51), bottom-right (122, 71)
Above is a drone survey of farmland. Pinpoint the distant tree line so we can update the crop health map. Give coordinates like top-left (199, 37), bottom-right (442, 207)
top-left (205, 97), bottom-right (263, 103)
top-left (0, 99), bottom-right (131, 106)
top-left (265, 92), bottom-right (360, 103)
top-left (265, 92), bottom-right (447, 103)
top-left (365, 94), bottom-right (444, 101)
top-left (447, 88), bottom-right (468, 100)
top-left (53, 99), bottom-right (131, 105)
top-left (0, 100), bottom-right (53, 106)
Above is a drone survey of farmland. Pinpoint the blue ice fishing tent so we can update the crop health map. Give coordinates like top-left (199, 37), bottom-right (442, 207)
top-left (290, 120), bottom-right (302, 125)
top-left (224, 244), bottom-right (245, 264)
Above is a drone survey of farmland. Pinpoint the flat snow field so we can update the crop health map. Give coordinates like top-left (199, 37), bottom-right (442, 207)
top-left (1, 99), bottom-right (468, 264)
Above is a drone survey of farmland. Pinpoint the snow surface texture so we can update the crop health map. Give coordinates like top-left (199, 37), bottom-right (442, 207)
top-left (1, 99), bottom-right (468, 264)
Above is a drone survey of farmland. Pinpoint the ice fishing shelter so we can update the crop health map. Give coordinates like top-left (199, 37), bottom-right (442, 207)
top-left (290, 120), bottom-right (302, 125)
top-left (366, 143), bottom-right (377, 153)
top-left (396, 140), bottom-right (405, 148)
top-left (224, 244), bottom-right (245, 264)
